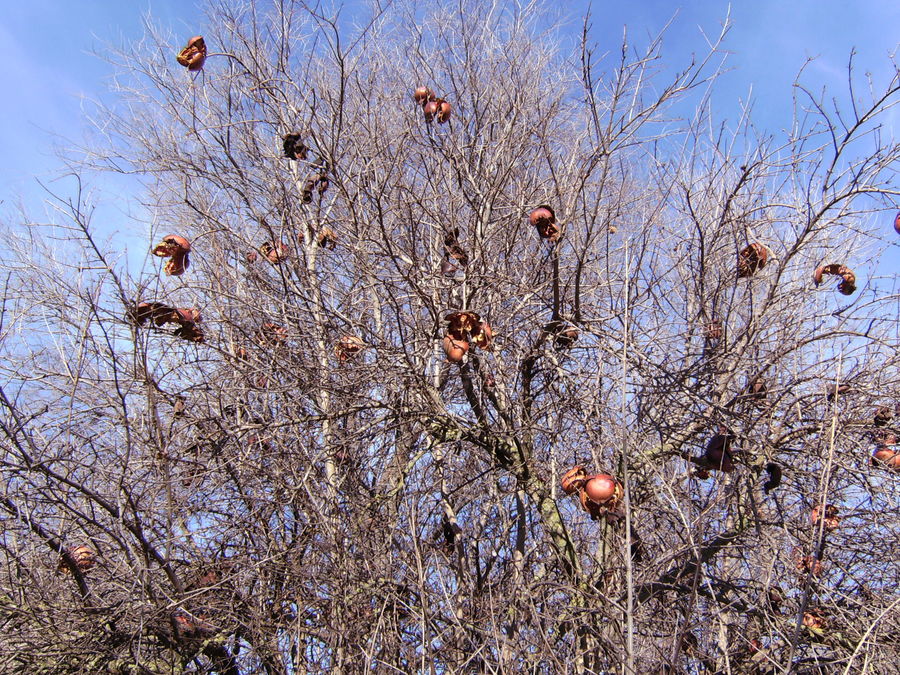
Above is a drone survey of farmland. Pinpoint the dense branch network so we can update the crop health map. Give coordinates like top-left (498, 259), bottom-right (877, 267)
top-left (0, 1), bottom-right (899, 673)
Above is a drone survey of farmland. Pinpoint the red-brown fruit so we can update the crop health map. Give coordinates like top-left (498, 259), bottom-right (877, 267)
top-left (317, 227), bottom-right (338, 249)
top-left (530, 206), bottom-right (560, 241)
top-left (873, 406), bottom-right (893, 427)
top-left (173, 308), bottom-right (201, 325)
top-left (258, 322), bottom-right (287, 345)
top-left (704, 433), bottom-right (735, 472)
top-left (130, 301), bottom-right (173, 326)
top-left (423, 100), bottom-right (439, 123)
top-left (810, 504), bottom-right (840, 530)
top-left (445, 311), bottom-right (481, 336)
top-left (705, 320), bottom-right (723, 340)
top-left (746, 376), bottom-right (768, 401)
top-left (436, 100), bottom-right (452, 123)
top-left (260, 242), bottom-right (289, 264)
top-left (282, 133), bottom-right (308, 160)
top-left (545, 320), bottom-right (578, 349)
top-left (737, 243), bottom-right (769, 278)
top-left (58, 545), bottom-right (95, 573)
top-left (561, 466), bottom-right (588, 495)
top-left (803, 609), bottom-right (827, 631)
top-left (443, 335), bottom-right (469, 363)
top-left (152, 234), bottom-right (191, 258)
top-left (813, 264), bottom-right (857, 295)
top-left (413, 86), bottom-right (433, 105)
top-left (795, 554), bottom-right (823, 577)
top-left (153, 234), bottom-right (192, 276)
top-left (529, 206), bottom-right (555, 229)
top-left (583, 474), bottom-right (617, 504)
top-left (336, 335), bottom-right (365, 362)
top-left (176, 36), bottom-right (207, 71)
top-left (471, 320), bottom-right (493, 350)
top-left (872, 447), bottom-right (896, 466)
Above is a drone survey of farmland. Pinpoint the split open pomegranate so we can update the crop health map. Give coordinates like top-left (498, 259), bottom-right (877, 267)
top-left (176, 36), bottom-right (207, 71)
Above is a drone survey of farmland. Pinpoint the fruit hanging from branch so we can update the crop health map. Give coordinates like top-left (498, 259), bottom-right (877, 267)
top-left (530, 205), bottom-right (560, 242)
top-left (336, 335), bottom-right (365, 362)
top-left (583, 474), bottom-right (618, 503)
top-left (561, 466), bottom-right (588, 495)
top-left (763, 462), bottom-right (782, 493)
top-left (128, 303), bottom-right (203, 342)
top-left (470, 320), bottom-right (493, 351)
top-left (810, 504), bottom-right (840, 531)
top-left (436, 99), bottom-right (452, 124)
top-left (736, 242), bottom-right (769, 278)
top-left (173, 320), bottom-right (204, 343)
top-left (744, 376), bottom-right (768, 402)
top-left (578, 473), bottom-right (624, 521)
top-left (259, 241), bottom-right (289, 264)
top-left (560, 467), bottom-right (623, 522)
top-left (413, 86), bottom-right (435, 105)
top-left (57, 545), bottom-right (95, 573)
top-left (302, 172), bottom-right (329, 202)
top-left (129, 301), bottom-right (176, 327)
top-left (169, 308), bottom-right (203, 342)
top-left (172, 308), bottom-right (200, 324)
top-left (441, 310), bottom-right (494, 364)
top-left (446, 311), bottom-right (481, 337)
top-left (813, 263), bottom-right (857, 295)
top-left (423, 100), bottom-right (438, 123)
top-left (704, 320), bottom-right (723, 341)
top-left (442, 335), bottom-right (469, 363)
top-left (316, 227), bottom-right (338, 249)
top-left (699, 431), bottom-right (736, 474)
top-left (176, 36), bottom-right (207, 71)
top-left (413, 86), bottom-right (451, 124)
top-left (872, 442), bottom-right (900, 470)
top-left (443, 228), bottom-right (468, 266)
top-left (869, 438), bottom-right (898, 477)
top-left (443, 312), bottom-right (492, 354)
top-left (793, 551), bottom-right (824, 577)
top-left (152, 234), bottom-right (192, 276)
top-left (544, 320), bottom-right (578, 349)
top-left (257, 322), bottom-right (287, 346)
top-left (873, 405), bottom-right (893, 428)
top-left (173, 612), bottom-right (215, 641)
top-left (803, 608), bottom-right (828, 634)
top-left (282, 133), bottom-right (308, 160)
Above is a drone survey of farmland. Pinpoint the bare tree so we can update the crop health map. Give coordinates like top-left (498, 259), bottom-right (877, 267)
top-left (2, 2), bottom-right (900, 673)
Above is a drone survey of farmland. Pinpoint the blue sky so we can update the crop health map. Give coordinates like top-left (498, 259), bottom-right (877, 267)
top-left (1, 2), bottom-right (194, 207)
top-left (1, 1), bottom-right (898, 231)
